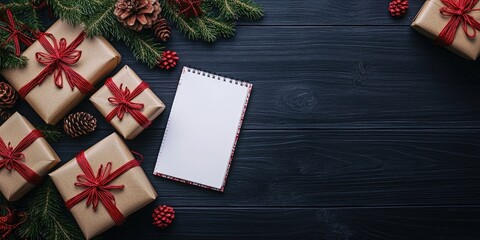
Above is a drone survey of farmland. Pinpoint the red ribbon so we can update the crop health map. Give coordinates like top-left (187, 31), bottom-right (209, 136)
top-left (105, 78), bottom-right (152, 128)
top-left (0, 130), bottom-right (43, 185)
top-left (18, 31), bottom-right (94, 98)
top-left (65, 151), bottom-right (140, 225)
top-left (169, 0), bottom-right (203, 18)
top-left (0, 206), bottom-right (27, 239)
top-left (0, 9), bottom-right (35, 56)
top-left (436, 0), bottom-right (480, 46)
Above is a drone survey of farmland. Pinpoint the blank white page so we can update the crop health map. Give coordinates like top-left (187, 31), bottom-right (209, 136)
top-left (154, 67), bottom-right (252, 191)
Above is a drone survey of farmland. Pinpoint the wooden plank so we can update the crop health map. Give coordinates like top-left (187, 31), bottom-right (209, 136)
top-left (12, 26), bottom-right (480, 130)
top-left (46, 129), bottom-right (480, 207)
top-left (103, 207), bottom-right (480, 239)
top-left (240, 0), bottom-right (422, 26)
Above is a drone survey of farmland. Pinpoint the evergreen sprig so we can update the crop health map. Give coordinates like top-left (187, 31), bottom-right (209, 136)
top-left (18, 179), bottom-right (84, 240)
top-left (205, 0), bottom-right (263, 21)
top-left (0, 0), bottom-right (40, 69)
top-left (83, 0), bottom-right (163, 68)
top-left (0, 0), bottom-right (263, 68)
top-left (36, 124), bottom-right (63, 143)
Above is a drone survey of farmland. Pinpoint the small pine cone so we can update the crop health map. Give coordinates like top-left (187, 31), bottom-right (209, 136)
top-left (114, 0), bottom-right (161, 31)
top-left (388, 0), bottom-right (408, 17)
top-left (152, 205), bottom-right (175, 228)
top-left (153, 18), bottom-right (171, 42)
top-left (159, 50), bottom-right (179, 70)
top-left (0, 82), bottom-right (17, 108)
top-left (63, 112), bottom-right (97, 138)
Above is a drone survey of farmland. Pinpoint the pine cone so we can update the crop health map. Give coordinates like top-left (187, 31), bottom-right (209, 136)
top-left (152, 205), bottom-right (175, 228)
top-left (114, 0), bottom-right (161, 31)
top-left (63, 112), bottom-right (97, 138)
top-left (388, 0), bottom-right (408, 17)
top-left (158, 50), bottom-right (179, 70)
top-left (0, 82), bottom-right (17, 108)
top-left (153, 18), bottom-right (171, 42)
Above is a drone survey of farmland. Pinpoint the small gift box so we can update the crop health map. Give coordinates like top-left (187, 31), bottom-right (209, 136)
top-left (1, 20), bottom-right (121, 124)
top-left (412, 0), bottom-right (480, 60)
top-left (90, 65), bottom-right (165, 139)
top-left (0, 112), bottom-right (60, 201)
top-left (49, 133), bottom-right (157, 239)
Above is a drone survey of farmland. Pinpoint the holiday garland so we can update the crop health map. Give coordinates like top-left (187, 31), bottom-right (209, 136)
top-left (0, 0), bottom-right (263, 69)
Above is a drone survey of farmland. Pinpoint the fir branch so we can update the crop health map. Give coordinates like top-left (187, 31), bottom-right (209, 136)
top-left (162, 1), bottom-right (235, 42)
top-left (46, 0), bottom-right (84, 25)
top-left (114, 25), bottom-right (164, 68)
top-left (18, 179), bottom-right (83, 240)
top-left (83, 0), bottom-right (163, 68)
top-left (1, 0), bottom-right (34, 12)
top-left (0, 50), bottom-right (28, 69)
top-left (205, 0), bottom-right (263, 20)
top-left (83, 0), bottom-right (117, 36)
top-left (36, 124), bottom-right (63, 143)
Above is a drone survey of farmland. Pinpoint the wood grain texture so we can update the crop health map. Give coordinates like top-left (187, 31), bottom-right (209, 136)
top-left (42, 129), bottom-right (480, 207)
top-left (240, 0), bottom-right (423, 26)
top-left (103, 207), bottom-right (480, 240)
top-left (14, 26), bottom-right (480, 130)
top-left (2, 0), bottom-right (480, 239)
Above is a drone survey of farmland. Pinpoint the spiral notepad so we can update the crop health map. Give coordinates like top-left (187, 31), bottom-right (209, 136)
top-left (154, 67), bottom-right (252, 191)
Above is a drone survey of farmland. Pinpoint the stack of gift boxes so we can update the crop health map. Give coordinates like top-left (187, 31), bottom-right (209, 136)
top-left (0, 20), bottom-right (165, 239)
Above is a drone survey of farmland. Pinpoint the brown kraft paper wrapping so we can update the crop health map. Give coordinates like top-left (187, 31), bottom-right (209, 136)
top-left (0, 112), bottom-right (61, 201)
top-left (90, 65), bottom-right (165, 139)
top-left (411, 0), bottom-right (480, 60)
top-left (49, 133), bottom-right (157, 239)
top-left (0, 20), bottom-right (121, 124)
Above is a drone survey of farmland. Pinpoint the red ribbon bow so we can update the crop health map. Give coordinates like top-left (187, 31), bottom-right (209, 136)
top-left (437, 0), bottom-right (480, 46)
top-left (0, 206), bottom-right (27, 239)
top-left (0, 130), bottom-right (43, 185)
top-left (18, 31), bottom-right (94, 98)
top-left (65, 151), bottom-right (140, 225)
top-left (0, 9), bottom-right (35, 56)
top-left (105, 78), bottom-right (152, 128)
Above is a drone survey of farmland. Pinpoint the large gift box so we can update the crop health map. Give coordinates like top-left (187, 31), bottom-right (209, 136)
top-left (0, 112), bottom-right (61, 201)
top-left (412, 0), bottom-right (480, 60)
top-left (1, 20), bottom-right (121, 124)
top-left (49, 133), bottom-right (157, 239)
top-left (90, 65), bottom-right (165, 139)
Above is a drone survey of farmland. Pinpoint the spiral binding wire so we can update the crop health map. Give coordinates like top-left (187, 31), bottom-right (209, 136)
top-left (186, 66), bottom-right (251, 87)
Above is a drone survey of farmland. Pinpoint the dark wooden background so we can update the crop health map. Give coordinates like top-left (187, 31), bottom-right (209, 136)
top-left (5, 0), bottom-right (480, 239)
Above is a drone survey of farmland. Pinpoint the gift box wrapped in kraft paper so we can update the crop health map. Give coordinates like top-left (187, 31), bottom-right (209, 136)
top-left (90, 65), bottom-right (165, 140)
top-left (0, 112), bottom-right (60, 201)
top-left (412, 0), bottom-right (480, 60)
top-left (49, 133), bottom-right (157, 239)
top-left (1, 20), bottom-right (121, 124)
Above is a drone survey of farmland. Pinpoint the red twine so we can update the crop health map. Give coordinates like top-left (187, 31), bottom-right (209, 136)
top-left (18, 31), bottom-right (94, 98)
top-left (0, 130), bottom-right (43, 185)
top-left (0, 9), bottom-right (36, 56)
top-left (64, 151), bottom-right (140, 225)
top-left (436, 0), bottom-right (480, 46)
top-left (105, 78), bottom-right (152, 128)
top-left (170, 0), bottom-right (203, 19)
top-left (0, 206), bottom-right (27, 239)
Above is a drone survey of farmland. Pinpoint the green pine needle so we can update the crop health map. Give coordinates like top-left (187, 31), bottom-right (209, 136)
top-left (0, 0), bottom-right (263, 68)
top-left (36, 125), bottom-right (63, 143)
top-left (18, 179), bottom-right (84, 240)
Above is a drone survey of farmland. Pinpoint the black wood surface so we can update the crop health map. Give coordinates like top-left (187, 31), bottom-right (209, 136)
top-left (4, 0), bottom-right (480, 239)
